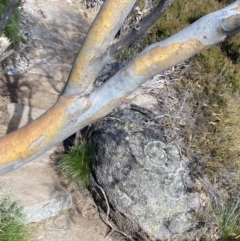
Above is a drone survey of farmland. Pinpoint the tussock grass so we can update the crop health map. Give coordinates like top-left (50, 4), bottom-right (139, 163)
top-left (215, 196), bottom-right (240, 241)
top-left (0, 0), bottom-right (25, 46)
top-left (58, 141), bottom-right (93, 187)
top-left (0, 195), bottom-right (29, 241)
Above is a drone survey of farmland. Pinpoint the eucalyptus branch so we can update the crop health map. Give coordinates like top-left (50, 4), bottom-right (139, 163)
top-left (0, 1), bottom-right (239, 175)
top-left (110, 0), bottom-right (175, 56)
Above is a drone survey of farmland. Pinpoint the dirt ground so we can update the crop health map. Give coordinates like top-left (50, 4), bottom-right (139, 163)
top-left (25, 143), bottom-right (129, 241)
top-left (27, 173), bottom-right (125, 241)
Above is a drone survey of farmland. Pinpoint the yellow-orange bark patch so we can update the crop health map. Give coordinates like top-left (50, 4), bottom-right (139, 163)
top-left (0, 96), bottom-right (76, 165)
top-left (134, 39), bottom-right (204, 76)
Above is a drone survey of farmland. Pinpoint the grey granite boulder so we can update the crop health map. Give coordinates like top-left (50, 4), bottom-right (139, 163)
top-left (91, 109), bottom-right (200, 240)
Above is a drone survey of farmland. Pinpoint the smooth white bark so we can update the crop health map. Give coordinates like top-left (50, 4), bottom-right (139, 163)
top-left (0, 1), bottom-right (239, 174)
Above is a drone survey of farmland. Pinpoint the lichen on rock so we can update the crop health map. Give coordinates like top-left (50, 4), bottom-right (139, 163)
top-left (91, 107), bottom-right (200, 240)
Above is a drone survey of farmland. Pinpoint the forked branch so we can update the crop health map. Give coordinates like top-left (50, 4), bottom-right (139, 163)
top-left (63, 0), bottom-right (137, 97)
top-left (0, 1), bottom-right (239, 175)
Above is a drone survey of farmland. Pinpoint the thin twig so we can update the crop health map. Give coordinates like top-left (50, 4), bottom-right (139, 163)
top-left (0, 96), bottom-right (7, 102)
top-left (92, 178), bottom-right (135, 241)
top-left (0, 49), bottom-right (14, 62)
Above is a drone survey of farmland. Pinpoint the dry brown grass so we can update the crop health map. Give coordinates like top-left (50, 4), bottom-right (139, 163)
top-left (0, 35), bottom-right (11, 56)
top-left (123, 0), bottom-right (240, 238)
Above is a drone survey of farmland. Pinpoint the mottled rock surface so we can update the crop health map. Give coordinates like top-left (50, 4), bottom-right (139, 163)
top-left (91, 108), bottom-right (200, 240)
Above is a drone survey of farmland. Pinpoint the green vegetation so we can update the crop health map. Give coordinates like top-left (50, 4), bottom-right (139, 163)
top-left (144, 0), bottom-right (229, 44)
top-left (58, 141), bottom-right (93, 187)
top-left (118, 47), bottom-right (139, 62)
top-left (216, 197), bottom-right (240, 241)
top-left (0, 195), bottom-right (29, 241)
top-left (0, 0), bottom-right (25, 46)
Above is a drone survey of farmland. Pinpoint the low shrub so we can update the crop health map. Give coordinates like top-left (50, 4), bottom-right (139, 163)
top-left (0, 0), bottom-right (25, 46)
top-left (0, 195), bottom-right (29, 241)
